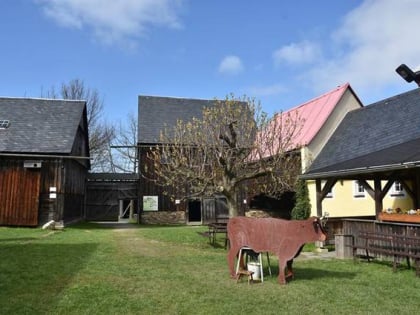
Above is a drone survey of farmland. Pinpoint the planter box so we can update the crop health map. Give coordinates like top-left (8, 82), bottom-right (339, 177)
top-left (378, 212), bottom-right (420, 224)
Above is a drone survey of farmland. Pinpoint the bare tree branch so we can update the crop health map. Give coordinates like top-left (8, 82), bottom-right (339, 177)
top-left (144, 94), bottom-right (304, 217)
top-left (42, 79), bottom-right (115, 171)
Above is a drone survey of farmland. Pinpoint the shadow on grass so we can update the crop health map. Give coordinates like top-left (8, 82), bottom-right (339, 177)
top-left (0, 237), bottom-right (38, 243)
top-left (0, 242), bottom-right (98, 313)
top-left (263, 264), bottom-right (357, 283)
top-left (69, 221), bottom-right (141, 230)
top-left (295, 267), bottom-right (357, 281)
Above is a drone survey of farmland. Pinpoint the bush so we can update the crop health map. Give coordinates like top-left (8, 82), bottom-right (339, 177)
top-left (291, 179), bottom-right (311, 220)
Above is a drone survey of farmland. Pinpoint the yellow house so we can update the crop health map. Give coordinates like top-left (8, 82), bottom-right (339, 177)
top-left (308, 179), bottom-right (413, 218)
top-left (284, 84), bottom-right (414, 219)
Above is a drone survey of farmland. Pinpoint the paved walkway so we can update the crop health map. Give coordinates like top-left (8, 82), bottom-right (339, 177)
top-left (296, 250), bottom-right (336, 260)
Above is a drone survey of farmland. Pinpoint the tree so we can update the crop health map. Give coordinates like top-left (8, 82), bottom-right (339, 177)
top-left (43, 79), bottom-right (115, 171)
top-left (291, 179), bottom-right (311, 220)
top-left (145, 94), bottom-right (303, 218)
top-left (110, 112), bottom-right (138, 173)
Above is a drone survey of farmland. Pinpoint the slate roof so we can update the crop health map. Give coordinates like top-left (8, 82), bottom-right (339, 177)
top-left (303, 88), bottom-right (420, 178)
top-left (138, 95), bottom-right (220, 144)
top-left (0, 97), bottom-right (86, 154)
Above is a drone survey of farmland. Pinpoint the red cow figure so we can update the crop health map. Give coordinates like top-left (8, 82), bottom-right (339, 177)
top-left (227, 216), bottom-right (327, 284)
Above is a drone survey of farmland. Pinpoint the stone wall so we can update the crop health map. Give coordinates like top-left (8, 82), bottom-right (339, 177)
top-left (140, 211), bottom-right (186, 225)
top-left (245, 209), bottom-right (281, 218)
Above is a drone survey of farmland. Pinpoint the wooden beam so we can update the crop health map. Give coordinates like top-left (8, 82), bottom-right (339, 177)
top-left (315, 178), bottom-right (337, 217)
top-left (315, 179), bottom-right (322, 217)
top-left (374, 179), bottom-right (383, 217)
top-left (358, 179), bottom-right (374, 199)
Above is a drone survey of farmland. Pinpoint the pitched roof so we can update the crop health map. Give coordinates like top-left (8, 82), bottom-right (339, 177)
top-left (303, 88), bottom-right (420, 178)
top-left (138, 95), bottom-right (219, 144)
top-left (0, 97), bottom-right (86, 154)
top-left (283, 83), bottom-right (353, 148)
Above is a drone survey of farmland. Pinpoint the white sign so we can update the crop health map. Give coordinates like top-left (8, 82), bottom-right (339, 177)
top-left (143, 196), bottom-right (158, 211)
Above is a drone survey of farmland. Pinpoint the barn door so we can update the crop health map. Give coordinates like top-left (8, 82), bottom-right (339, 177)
top-left (0, 168), bottom-right (40, 226)
top-left (85, 185), bottom-right (119, 221)
top-left (202, 198), bottom-right (216, 224)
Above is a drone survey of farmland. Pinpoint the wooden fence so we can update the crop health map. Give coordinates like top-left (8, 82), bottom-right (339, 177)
top-left (339, 219), bottom-right (420, 259)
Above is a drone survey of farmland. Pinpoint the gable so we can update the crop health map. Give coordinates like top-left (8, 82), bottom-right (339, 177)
top-left (0, 97), bottom-right (87, 155)
top-left (285, 83), bottom-right (355, 148)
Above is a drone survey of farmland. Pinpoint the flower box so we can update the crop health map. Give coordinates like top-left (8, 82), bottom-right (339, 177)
top-left (378, 212), bottom-right (420, 224)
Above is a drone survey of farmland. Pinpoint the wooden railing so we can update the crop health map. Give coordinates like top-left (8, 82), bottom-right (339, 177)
top-left (341, 219), bottom-right (420, 260)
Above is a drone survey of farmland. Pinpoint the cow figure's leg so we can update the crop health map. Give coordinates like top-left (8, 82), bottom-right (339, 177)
top-left (227, 245), bottom-right (240, 278)
top-left (286, 259), bottom-right (294, 279)
top-left (286, 245), bottom-right (304, 280)
top-left (277, 259), bottom-right (288, 285)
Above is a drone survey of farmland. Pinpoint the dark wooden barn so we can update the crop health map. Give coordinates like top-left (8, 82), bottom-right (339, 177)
top-left (138, 95), bottom-right (230, 224)
top-left (85, 173), bottom-right (138, 222)
top-left (0, 97), bottom-right (90, 227)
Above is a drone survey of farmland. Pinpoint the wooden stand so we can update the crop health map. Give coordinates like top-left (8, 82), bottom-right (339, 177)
top-left (236, 269), bottom-right (254, 284)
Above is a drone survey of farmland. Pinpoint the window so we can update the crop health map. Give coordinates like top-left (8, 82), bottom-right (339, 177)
top-left (390, 180), bottom-right (405, 197)
top-left (0, 120), bottom-right (10, 129)
top-left (353, 180), bottom-right (365, 198)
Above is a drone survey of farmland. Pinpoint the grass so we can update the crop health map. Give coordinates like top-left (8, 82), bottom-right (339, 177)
top-left (1, 223), bottom-right (420, 314)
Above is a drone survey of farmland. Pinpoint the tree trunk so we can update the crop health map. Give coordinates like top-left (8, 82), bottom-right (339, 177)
top-left (225, 187), bottom-right (241, 218)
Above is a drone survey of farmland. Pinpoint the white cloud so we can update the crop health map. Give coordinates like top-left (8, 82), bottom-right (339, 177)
top-left (218, 55), bottom-right (244, 75)
top-left (36, 0), bottom-right (183, 48)
top-left (273, 40), bottom-right (321, 67)
top-left (307, 0), bottom-right (420, 95)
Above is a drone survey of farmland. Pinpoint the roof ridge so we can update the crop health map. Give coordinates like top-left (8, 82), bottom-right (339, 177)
top-left (139, 95), bottom-right (217, 102)
top-left (0, 96), bottom-right (86, 102)
top-left (366, 87), bottom-right (420, 107)
top-left (283, 83), bottom-right (349, 114)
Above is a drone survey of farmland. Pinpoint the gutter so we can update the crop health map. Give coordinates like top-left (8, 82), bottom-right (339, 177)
top-left (0, 152), bottom-right (91, 160)
top-left (300, 161), bottom-right (420, 179)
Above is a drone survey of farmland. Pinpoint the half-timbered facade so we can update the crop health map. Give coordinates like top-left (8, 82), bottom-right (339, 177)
top-left (0, 97), bottom-right (90, 226)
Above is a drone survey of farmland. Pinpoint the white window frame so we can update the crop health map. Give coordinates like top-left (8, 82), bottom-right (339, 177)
top-left (353, 180), bottom-right (366, 198)
top-left (390, 180), bottom-right (405, 197)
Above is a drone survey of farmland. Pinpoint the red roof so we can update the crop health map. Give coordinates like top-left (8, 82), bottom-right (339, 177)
top-left (280, 83), bottom-right (351, 148)
top-left (251, 83), bottom-right (357, 160)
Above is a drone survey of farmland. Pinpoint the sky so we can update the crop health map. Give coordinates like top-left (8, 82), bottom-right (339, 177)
top-left (1, 0), bottom-right (420, 122)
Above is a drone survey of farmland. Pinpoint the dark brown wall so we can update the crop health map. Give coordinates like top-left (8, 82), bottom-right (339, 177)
top-left (0, 157), bottom-right (87, 226)
top-left (138, 147), bottom-right (176, 212)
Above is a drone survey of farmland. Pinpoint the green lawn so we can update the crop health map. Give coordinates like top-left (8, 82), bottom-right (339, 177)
top-left (1, 223), bottom-right (420, 315)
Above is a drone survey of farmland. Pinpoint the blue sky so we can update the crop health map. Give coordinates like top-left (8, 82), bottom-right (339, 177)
top-left (1, 0), bottom-right (420, 122)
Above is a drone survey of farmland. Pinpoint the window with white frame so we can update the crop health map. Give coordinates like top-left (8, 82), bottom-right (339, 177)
top-left (390, 180), bottom-right (405, 197)
top-left (353, 180), bottom-right (365, 198)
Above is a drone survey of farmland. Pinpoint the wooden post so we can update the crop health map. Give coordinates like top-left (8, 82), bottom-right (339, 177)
top-left (316, 179), bottom-right (323, 217)
top-left (129, 200), bottom-right (134, 220)
top-left (374, 179), bottom-right (383, 217)
top-left (119, 199), bottom-right (123, 220)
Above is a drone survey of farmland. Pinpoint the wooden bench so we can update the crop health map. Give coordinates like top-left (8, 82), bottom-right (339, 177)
top-left (351, 231), bottom-right (420, 276)
top-left (207, 222), bottom-right (228, 248)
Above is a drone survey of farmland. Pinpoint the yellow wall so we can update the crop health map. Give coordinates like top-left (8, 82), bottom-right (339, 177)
top-left (308, 179), bottom-right (414, 218)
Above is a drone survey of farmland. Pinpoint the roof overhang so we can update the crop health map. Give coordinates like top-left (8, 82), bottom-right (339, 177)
top-left (301, 161), bottom-right (420, 180)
